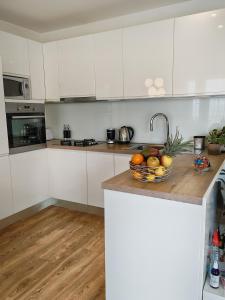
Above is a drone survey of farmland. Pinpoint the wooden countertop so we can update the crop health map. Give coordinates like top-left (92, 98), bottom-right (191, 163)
top-left (102, 153), bottom-right (225, 205)
top-left (47, 140), bottom-right (163, 155)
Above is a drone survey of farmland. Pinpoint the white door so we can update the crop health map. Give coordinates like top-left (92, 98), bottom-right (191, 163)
top-left (0, 156), bottom-right (13, 220)
top-left (58, 35), bottom-right (95, 97)
top-left (123, 19), bottom-right (174, 98)
top-left (0, 31), bottom-right (29, 76)
top-left (43, 42), bottom-right (60, 101)
top-left (87, 152), bottom-right (114, 208)
top-left (10, 149), bottom-right (48, 213)
top-left (0, 60), bottom-right (9, 155)
top-left (94, 29), bottom-right (123, 99)
top-left (28, 40), bottom-right (45, 100)
top-left (114, 154), bottom-right (131, 175)
top-left (48, 149), bottom-right (87, 204)
top-left (174, 9), bottom-right (225, 96)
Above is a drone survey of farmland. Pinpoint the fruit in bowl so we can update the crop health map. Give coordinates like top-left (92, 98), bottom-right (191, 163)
top-left (130, 129), bottom-right (192, 183)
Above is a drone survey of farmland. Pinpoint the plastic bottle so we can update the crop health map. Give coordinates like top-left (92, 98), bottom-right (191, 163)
top-left (211, 230), bottom-right (220, 263)
top-left (210, 260), bottom-right (220, 288)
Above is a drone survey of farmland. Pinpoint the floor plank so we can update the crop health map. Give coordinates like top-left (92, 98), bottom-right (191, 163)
top-left (0, 205), bottom-right (105, 300)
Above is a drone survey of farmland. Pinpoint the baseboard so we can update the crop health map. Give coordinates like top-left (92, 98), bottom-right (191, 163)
top-left (0, 198), bottom-right (104, 231)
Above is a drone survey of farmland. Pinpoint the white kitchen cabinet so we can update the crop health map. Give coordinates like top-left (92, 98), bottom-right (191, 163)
top-left (43, 42), bottom-right (60, 101)
top-left (0, 156), bottom-right (13, 220)
top-left (28, 40), bottom-right (45, 101)
top-left (94, 30), bottom-right (123, 99)
top-left (48, 149), bottom-right (87, 204)
top-left (174, 9), bottom-right (225, 96)
top-left (114, 154), bottom-right (131, 175)
top-left (10, 149), bottom-right (48, 213)
top-left (123, 19), bottom-right (174, 98)
top-left (0, 31), bottom-right (29, 76)
top-left (0, 60), bottom-right (9, 155)
top-left (87, 152), bottom-right (114, 208)
top-left (58, 35), bottom-right (95, 97)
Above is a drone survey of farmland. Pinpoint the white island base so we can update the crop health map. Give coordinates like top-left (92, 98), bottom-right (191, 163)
top-left (104, 186), bottom-right (217, 300)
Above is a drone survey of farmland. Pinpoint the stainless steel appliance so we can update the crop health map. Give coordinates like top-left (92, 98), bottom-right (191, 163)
top-left (3, 75), bottom-right (31, 100)
top-left (194, 136), bottom-right (205, 150)
top-left (118, 126), bottom-right (134, 144)
top-left (107, 128), bottom-right (116, 144)
top-left (6, 103), bottom-right (46, 154)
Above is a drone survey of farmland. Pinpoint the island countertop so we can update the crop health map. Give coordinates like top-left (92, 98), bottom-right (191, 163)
top-left (102, 153), bottom-right (225, 205)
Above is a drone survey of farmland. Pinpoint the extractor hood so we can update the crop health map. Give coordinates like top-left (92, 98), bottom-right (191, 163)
top-left (60, 96), bottom-right (97, 103)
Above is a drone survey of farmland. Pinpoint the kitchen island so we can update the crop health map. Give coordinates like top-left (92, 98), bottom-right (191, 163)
top-left (102, 153), bottom-right (225, 300)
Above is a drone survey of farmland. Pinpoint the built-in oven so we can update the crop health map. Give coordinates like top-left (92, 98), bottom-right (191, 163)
top-left (3, 75), bottom-right (31, 100)
top-left (6, 103), bottom-right (46, 154)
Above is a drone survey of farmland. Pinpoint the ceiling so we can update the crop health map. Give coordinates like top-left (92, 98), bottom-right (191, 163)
top-left (0, 0), bottom-right (189, 33)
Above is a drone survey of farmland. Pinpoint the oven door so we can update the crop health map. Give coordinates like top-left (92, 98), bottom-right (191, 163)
top-left (7, 113), bottom-right (46, 154)
top-left (3, 76), bottom-right (30, 100)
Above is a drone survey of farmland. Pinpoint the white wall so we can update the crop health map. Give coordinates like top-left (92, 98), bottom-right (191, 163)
top-left (46, 96), bottom-right (225, 144)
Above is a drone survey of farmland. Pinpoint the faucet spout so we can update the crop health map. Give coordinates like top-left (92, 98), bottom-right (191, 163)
top-left (149, 113), bottom-right (170, 144)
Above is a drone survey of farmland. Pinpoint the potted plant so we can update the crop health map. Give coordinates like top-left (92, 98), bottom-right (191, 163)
top-left (207, 127), bottom-right (225, 155)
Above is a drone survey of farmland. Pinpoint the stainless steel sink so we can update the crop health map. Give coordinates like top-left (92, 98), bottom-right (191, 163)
top-left (129, 144), bottom-right (164, 151)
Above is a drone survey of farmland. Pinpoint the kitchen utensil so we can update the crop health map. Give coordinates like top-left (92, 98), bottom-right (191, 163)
top-left (118, 126), bottom-right (134, 144)
top-left (106, 128), bottom-right (116, 144)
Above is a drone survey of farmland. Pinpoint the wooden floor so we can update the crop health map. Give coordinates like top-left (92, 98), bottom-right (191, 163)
top-left (0, 206), bottom-right (105, 300)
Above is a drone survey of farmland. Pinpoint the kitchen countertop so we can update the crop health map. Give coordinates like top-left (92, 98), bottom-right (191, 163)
top-left (47, 139), bottom-right (163, 155)
top-left (102, 153), bottom-right (225, 205)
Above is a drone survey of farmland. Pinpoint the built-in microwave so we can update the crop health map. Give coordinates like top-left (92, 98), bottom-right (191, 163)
top-left (3, 75), bottom-right (31, 100)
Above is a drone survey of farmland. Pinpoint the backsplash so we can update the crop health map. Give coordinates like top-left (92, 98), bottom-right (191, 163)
top-left (45, 96), bottom-right (225, 143)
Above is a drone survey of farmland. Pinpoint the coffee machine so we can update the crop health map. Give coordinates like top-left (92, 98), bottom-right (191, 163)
top-left (106, 128), bottom-right (116, 144)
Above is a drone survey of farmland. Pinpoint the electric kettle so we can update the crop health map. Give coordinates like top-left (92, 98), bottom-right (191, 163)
top-left (118, 126), bottom-right (134, 144)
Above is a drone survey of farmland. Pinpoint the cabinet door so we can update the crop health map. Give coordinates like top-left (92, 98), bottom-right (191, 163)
top-left (0, 31), bottom-right (29, 76)
top-left (10, 149), bottom-right (48, 213)
top-left (123, 19), bottom-right (174, 98)
top-left (114, 154), bottom-right (131, 175)
top-left (0, 60), bottom-right (9, 155)
top-left (43, 42), bottom-right (60, 101)
top-left (28, 40), bottom-right (45, 100)
top-left (87, 152), bottom-right (114, 208)
top-left (48, 149), bottom-right (87, 204)
top-left (58, 35), bottom-right (95, 97)
top-left (0, 156), bottom-right (13, 220)
top-left (94, 30), bottom-right (123, 99)
top-left (174, 9), bottom-right (225, 96)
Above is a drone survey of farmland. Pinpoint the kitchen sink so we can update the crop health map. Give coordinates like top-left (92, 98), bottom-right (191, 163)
top-left (129, 144), bottom-right (164, 151)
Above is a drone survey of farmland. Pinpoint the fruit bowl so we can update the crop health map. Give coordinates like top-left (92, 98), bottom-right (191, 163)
top-left (130, 161), bottom-right (172, 183)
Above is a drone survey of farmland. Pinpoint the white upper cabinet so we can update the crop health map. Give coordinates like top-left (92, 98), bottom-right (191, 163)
top-left (28, 40), bottom-right (45, 100)
top-left (0, 31), bottom-right (29, 76)
top-left (43, 42), bottom-right (60, 101)
top-left (94, 29), bottom-right (123, 99)
top-left (58, 35), bottom-right (95, 97)
top-left (174, 9), bottom-right (225, 96)
top-left (123, 19), bottom-right (174, 98)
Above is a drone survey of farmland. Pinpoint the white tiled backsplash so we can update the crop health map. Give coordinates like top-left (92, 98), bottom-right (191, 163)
top-left (45, 96), bottom-right (225, 143)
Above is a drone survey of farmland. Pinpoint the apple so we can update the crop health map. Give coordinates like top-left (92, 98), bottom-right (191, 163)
top-left (147, 156), bottom-right (160, 168)
top-left (161, 155), bottom-right (173, 168)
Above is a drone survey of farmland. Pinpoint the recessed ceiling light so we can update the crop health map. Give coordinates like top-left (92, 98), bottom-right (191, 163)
top-left (218, 24), bottom-right (224, 29)
top-left (211, 13), bottom-right (217, 17)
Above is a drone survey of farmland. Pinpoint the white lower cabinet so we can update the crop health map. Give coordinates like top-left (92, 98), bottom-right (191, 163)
top-left (48, 149), bottom-right (87, 204)
top-left (10, 149), bottom-right (48, 213)
top-left (0, 156), bottom-right (13, 220)
top-left (87, 152), bottom-right (114, 208)
top-left (114, 154), bottom-right (131, 175)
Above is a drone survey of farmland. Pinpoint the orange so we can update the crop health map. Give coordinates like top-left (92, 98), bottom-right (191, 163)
top-left (131, 153), bottom-right (144, 165)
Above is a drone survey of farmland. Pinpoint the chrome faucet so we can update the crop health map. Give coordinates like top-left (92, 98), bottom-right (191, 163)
top-left (150, 113), bottom-right (170, 144)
